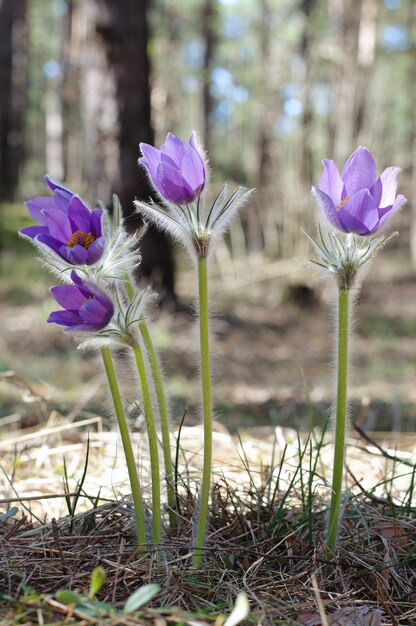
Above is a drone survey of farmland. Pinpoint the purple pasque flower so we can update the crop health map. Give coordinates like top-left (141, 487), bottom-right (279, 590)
top-left (48, 271), bottom-right (114, 332)
top-left (20, 176), bottom-right (106, 265)
top-left (139, 131), bottom-right (206, 204)
top-left (313, 147), bottom-right (406, 236)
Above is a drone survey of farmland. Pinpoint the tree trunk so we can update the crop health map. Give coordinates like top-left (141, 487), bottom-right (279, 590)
top-left (72, 0), bottom-right (176, 302)
top-left (201, 0), bottom-right (218, 155)
top-left (299, 0), bottom-right (316, 187)
top-left (0, 0), bottom-right (27, 200)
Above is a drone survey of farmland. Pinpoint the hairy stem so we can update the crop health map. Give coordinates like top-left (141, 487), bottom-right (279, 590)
top-left (193, 255), bottom-right (213, 566)
top-left (139, 320), bottom-right (177, 530)
top-left (125, 278), bottom-right (175, 529)
top-left (132, 341), bottom-right (161, 549)
top-left (326, 287), bottom-right (349, 556)
top-left (101, 345), bottom-right (146, 547)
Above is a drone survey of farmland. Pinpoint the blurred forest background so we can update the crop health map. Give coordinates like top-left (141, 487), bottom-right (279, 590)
top-left (0, 0), bottom-right (415, 431)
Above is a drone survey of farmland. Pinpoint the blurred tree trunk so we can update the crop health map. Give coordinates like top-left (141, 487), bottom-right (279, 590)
top-left (299, 0), bottom-right (316, 186)
top-left (250, 0), bottom-right (274, 254)
top-left (72, 0), bottom-right (176, 302)
top-left (0, 0), bottom-right (27, 200)
top-left (329, 0), bottom-right (361, 161)
top-left (155, 1), bottom-right (182, 138)
top-left (354, 0), bottom-right (377, 141)
top-left (62, 0), bottom-right (83, 186)
top-left (201, 0), bottom-right (218, 154)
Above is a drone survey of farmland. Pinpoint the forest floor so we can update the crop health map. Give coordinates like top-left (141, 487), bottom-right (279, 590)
top-left (0, 214), bottom-right (416, 624)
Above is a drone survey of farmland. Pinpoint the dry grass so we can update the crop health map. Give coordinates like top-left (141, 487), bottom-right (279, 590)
top-left (0, 411), bottom-right (416, 625)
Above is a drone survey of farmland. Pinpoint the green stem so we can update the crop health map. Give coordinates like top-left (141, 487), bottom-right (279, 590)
top-left (326, 287), bottom-right (349, 556)
top-left (131, 341), bottom-right (161, 548)
top-left (139, 320), bottom-right (177, 530)
top-left (125, 277), bottom-right (176, 530)
top-left (101, 345), bottom-right (146, 547)
top-left (193, 255), bottom-right (213, 566)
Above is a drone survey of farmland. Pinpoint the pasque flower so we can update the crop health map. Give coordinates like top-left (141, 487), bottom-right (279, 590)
top-left (312, 147), bottom-right (406, 236)
top-left (48, 271), bottom-right (113, 332)
top-left (137, 132), bottom-right (250, 259)
top-left (139, 131), bottom-right (205, 204)
top-left (20, 176), bottom-right (106, 265)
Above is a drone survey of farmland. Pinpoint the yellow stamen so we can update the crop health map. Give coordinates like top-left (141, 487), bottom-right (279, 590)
top-left (67, 231), bottom-right (95, 249)
top-left (337, 195), bottom-right (350, 210)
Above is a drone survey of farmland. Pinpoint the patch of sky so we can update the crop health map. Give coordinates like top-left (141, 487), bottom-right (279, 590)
top-left (211, 67), bottom-right (234, 94)
top-left (52, 0), bottom-right (68, 16)
top-left (279, 81), bottom-right (302, 101)
top-left (210, 99), bottom-right (235, 124)
top-left (274, 116), bottom-right (296, 137)
top-left (311, 83), bottom-right (332, 117)
top-left (218, 0), bottom-right (241, 5)
top-left (222, 14), bottom-right (248, 39)
top-left (182, 76), bottom-right (200, 94)
top-left (184, 40), bottom-right (204, 69)
top-left (233, 86), bottom-right (249, 103)
top-left (284, 98), bottom-right (303, 117)
top-left (382, 25), bottom-right (411, 51)
top-left (384, 0), bottom-right (401, 10)
top-left (43, 60), bottom-right (61, 79)
top-left (210, 67), bottom-right (249, 103)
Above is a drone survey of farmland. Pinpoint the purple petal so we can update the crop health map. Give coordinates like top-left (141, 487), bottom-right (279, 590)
top-left (70, 274), bottom-right (113, 308)
top-left (157, 162), bottom-right (195, 203)
top-left (160, 133), bottom-right (188, 166)
top-left (370, 177), bottom-right (382, 207)
top-left (79, 298), bottom-right (112, 327)
top-left (44, 175), bottom-right (73, 197)
top-left (338, 189), bottom-right (378, 235)
top-left (47, 309), bottom-right (81, 327)
top-left (19, 225), bottom-right (48, 239)
top-left (379, 166), bottom-right (401, 208)
top-left (36, 232), bottom-right (63, 254)
top-left (139, 143), bottom-right (161, 181)
top-left (319, 160), bottom-right (344, 206)
top-left (86, 237), bottom-right (106, 264)
top-left (90, 209), bottom-right (103, 237)
top-left (376, 194), bottom-right (406, 230)
top-left (50, 284), bottom-right (86, 309)
top-left (181, 149), bottom-right (205, 193)
top-left (67, 196), bottom-right (92, 233)
top-left (60, 244), bottom-right (89, 264)
top-left (25, 197), bottom-right (57, 224)
top-left (43, 209), bottom-right (73, 242)
top-left (341, 147), bottom-right (377, 195)
top-left (70, 270), bottom-right (82, 285)
top-left (63, 323), bottom-right (105, 333)
top-left (311, 187), bottom-right (346, 232)
top-left (53, 188), bottom-right (73, 211)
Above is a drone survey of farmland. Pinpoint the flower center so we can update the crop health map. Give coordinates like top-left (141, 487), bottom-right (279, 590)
top-left (337, 195), bottom-right (350, 210)
top-left (67, 231), bottom-right (95, 249)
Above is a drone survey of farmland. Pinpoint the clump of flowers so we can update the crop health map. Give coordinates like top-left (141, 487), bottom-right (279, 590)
top-left (20, 186), bottom-right (175, 551)
top-left (308, 146), bottom-right (406, 557)
top-left (137, 131), bottom-right (252, 566)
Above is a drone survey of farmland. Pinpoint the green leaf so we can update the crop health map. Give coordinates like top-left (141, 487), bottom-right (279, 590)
top-left (223, 593), bottom-right (250, 626)
top-left (123, 583), bottom-right (161, 614)
top-left (56, 590), bottom-right (86, 605)
top-left (89, 566), bottom-right (106, 598)
top-left (0, 507), bottom-right (19, 520)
